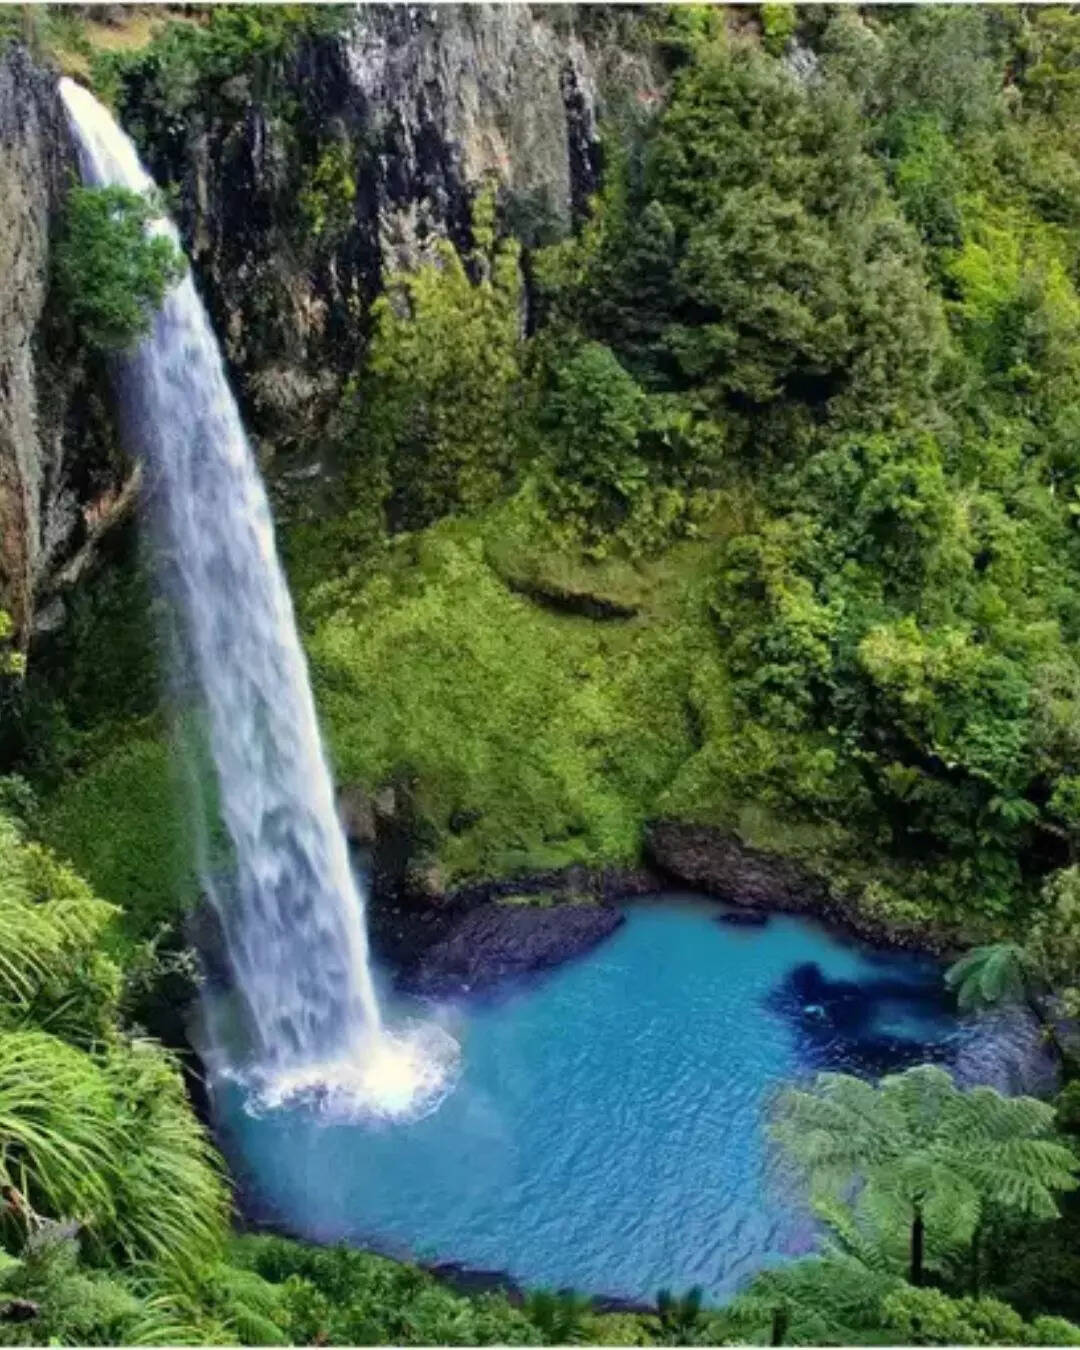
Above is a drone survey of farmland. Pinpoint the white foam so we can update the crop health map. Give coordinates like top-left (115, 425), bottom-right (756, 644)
top-left (242, 1022), bottom-right (462, 1124)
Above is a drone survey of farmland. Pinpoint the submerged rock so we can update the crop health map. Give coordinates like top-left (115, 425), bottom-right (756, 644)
top-left (953, 1006), bottom-right (1061, 1099)
top-left (401, 900), bottom-right (623, 996)
top-left (716, 908), bottom-right (769, 928)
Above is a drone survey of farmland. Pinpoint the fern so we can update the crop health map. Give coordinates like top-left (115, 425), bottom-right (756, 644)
top-left (773, 1065), bottom-right (1079, 1284)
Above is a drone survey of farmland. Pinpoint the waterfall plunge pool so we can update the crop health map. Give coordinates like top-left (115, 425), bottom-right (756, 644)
top-left (212, 894), bottom-right (1047, 1304)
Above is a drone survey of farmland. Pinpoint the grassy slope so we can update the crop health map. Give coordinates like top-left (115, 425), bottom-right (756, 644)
top-left (37, 488), bottom-right (748, 918)
top-left (294, 496), bottom-right (734, 884)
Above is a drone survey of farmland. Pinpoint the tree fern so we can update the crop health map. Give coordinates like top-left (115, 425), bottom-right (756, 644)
top-left (944, 943), bottom-right (1036, 1012)
top-left (0, 820), bottom-right (120, 1044)
top-left (772, 1065), bottom-right (1079, 1287)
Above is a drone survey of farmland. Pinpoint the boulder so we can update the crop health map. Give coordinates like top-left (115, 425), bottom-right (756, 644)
top-left (644, 820), bottom-right (827, 913)
top-left (716, 908), bottom-right (769, 928)
top-left (402, 901), bottom-right (623, 996)
top-left (337, 784), bottom-right (376, 846)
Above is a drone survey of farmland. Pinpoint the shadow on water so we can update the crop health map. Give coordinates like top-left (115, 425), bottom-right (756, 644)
top-left (764, 959), bottom-right (956, 1078)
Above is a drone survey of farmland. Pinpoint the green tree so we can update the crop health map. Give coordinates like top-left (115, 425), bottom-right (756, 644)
top-left (773, 1065), bottom-right (1078, 1288)
top-left (654, 1286), bottom-right (707, 1345)
top-left (523, 1289), bottom-right (592, 1345)
top-left (945, 943), bottom-right (1039, 1014)
top-left (946, 866), bottom-right (1080, 1018)
top-left (53, 187), bottom-right (185, 352)
top-left (356, 188), bottom-right (523, 531)
top-left (643, 38), bottom-right (944, 431)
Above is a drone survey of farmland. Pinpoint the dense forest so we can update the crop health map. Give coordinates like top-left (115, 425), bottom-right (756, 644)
top-left (4, 2), bottom-right (1080, 1344)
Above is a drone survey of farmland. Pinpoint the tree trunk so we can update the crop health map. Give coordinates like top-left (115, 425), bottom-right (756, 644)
top-left (910, 1206), bottom-right (925, 1287)
top-left (970, 1222), bottom-right (981, 1297)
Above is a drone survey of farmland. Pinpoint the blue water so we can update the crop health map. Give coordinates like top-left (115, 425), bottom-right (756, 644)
top-left (213, 896), bottom-right (998, 1303)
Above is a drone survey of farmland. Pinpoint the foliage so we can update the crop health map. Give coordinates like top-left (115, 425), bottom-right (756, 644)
top-left (19, 6), bottom-right (1080, 1343)
top-left (229, 1236), bottom-right (541, 1345)
top-left (881, 1285), bottom-right (1030, 1346)
top-left (347, 187), bottom-right (524, 532)
top-left (947, 866), bottom-right (1080, 1016)
top-left (759, 4), bottom-right (796, 58)
top-left (53, 187), bottom-right (184, 352)
top-left (0, 1231), bottom-right (205, 1348)
top-left (945, 943), bottom-right (1038, 1013)
top-left (295, 504), bottom-right (718, 883)
top-left (534, 342), bottom-right (723, 559)
top-left (38, 733), bottom-right (200, 943)
top-left (92, 6), bottom-right (348, 119)
top-left (0, 815), bottom-right (119, 1044)
top-left (0, 613), bottom-right (23, 681)
top-left (554, 32), bottom-right (945, 441)
top-left (773, 1066), bottom-right (1079, 1285)
top-left (523, 1289), bottom-right (593, 1344)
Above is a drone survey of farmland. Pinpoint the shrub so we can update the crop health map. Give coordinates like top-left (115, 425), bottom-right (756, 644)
top-left (53, 186), bottom-right (185, 352)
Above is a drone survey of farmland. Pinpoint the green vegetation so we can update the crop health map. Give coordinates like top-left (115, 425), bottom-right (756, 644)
top-left (0, 614), bottom-right (23, 681)
top-left (53, 187), bottom-right (185, 352)
top-left (352, 186), bottom-right (525, 532)
top-left (773, 1066), bottom-right (1078, 1288)
top-left (10, 3), bottom-right (1080, 1343)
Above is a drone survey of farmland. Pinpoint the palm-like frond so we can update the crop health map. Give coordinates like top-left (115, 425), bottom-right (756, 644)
top-left (945, 943), bottom-right (1034, 1012)
top-left (0, 1029), bottom-right (228, 1280)
top-left (98, 1039), bottom-right (229, 1280)
top-left (0, 1030), bottom-right (118, 1228)
top-left (0, 822), bottom-right (120, 1042)
top-left (771, 1064), bottom-right (1080, 1275)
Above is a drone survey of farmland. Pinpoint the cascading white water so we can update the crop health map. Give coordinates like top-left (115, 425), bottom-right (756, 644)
top-left (59, 79), bottom-right (457, 1119)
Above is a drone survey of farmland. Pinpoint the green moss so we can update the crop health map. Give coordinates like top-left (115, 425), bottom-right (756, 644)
top-left (291, 499), bottom-right (719, 885)
top-left (37, 731), bottom-right (199, 943)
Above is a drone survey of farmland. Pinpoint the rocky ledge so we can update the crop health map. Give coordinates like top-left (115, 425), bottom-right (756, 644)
top-left (643, 818), bottom-right (969, 956)
top-left (395, 900), bottom-right (623, 998)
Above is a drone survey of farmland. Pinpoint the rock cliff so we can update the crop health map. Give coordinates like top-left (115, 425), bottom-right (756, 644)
top-left (122, 4), bottom-right (654, 447)
top-left (0, 6), bottom-right (655, 639)
top-left (0, 42), bottom-right (129, 648)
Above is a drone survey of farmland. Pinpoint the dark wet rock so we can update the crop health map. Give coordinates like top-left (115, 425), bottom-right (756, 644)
top-left (185, 896), bottom-right (233, 992)
top-left (716, 908), bottom-right (769, 928)
top-left (644, 818), bottom-right (968, 955)
top-left (123, 6), bottom-right (658, 453)
top-left (445, 861), bottom-right (662, 910)
top-left (504, 574), bottom-right (639, 620)
top-left (953, 1006), bottom-right (1062, 1099)
top-left (1037, 994), bottom-right (1080, 1075)
top-left (337, 784), bottom-right (376, 846)
top-left (404, 857), bottom-right (448, 903)
top-left (400, 900), bottom-right (623, 996)
top-left (645, 820), bottom-right (827, 913)
top-left (0, 43), bottom-right (128, 648)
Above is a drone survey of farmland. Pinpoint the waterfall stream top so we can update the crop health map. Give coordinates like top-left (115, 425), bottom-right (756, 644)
top-left (57, 76), bottom-right (458, 1122)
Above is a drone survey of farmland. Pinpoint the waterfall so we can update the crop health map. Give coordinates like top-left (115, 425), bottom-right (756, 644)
top-left (59, 79), bottom-right (457, 1118)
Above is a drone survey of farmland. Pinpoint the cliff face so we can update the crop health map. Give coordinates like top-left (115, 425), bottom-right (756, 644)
top-left (0, 43), bottom-right (128, 647)
top-left (126, 4), bottom-right (652, 448)
top-left (0, 43), bottom-right (73, 642)
top-left (0, 7), bottom-right (654, 638)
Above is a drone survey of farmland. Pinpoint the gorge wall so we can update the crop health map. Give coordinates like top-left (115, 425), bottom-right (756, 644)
top-left (0, 42), bottom-right (128, 649)
top-left (0, 6), bottom-right (655, 638)
top-left (118, 4), bottom-right (654, 449)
